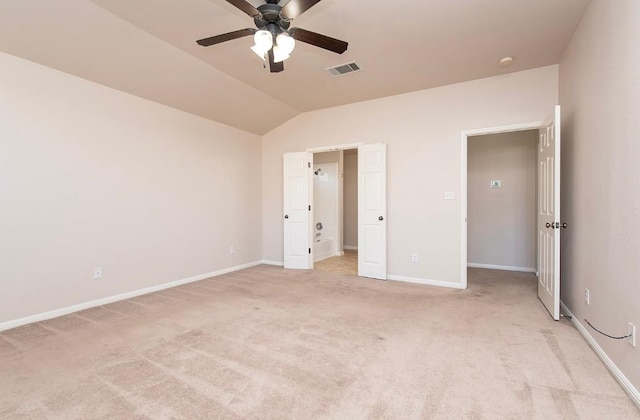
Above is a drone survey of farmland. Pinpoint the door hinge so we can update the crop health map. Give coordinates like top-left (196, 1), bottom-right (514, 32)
top-left (308, 162), bottom-right (311, 168)
top-left (308, 205), bottom-right (311, 211)
top-left (309, 248), bottom-right (311, 254)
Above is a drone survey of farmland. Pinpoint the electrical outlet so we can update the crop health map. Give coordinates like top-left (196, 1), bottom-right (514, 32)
top-left (229, 246), bottom-right (235, 255)
top-left (411, 253), bottom-right (418, 263)
top-left (584, 289), bottom-right (590, 305)
top-left (629, 323), bottom-right (636, 347)
top-left (94, 267), bottom-right (102, 280)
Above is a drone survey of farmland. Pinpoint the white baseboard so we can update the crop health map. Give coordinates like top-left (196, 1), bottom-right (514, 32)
top-left (261, 260), bottom-right (284, 266)
top-left (344, 245), bottom-right (358, 250)
top-left (560, 301), bottom-right (640, 408)
top-left (0, 261), bottom-right (263, 332)
top-left (387, 274), bottom-right (465, 290)
top-left (467, 263), bottom-right (536, 273)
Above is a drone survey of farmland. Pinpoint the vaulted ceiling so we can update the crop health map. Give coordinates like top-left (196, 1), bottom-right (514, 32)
top-left (0, 0), bottom-right (590, 134)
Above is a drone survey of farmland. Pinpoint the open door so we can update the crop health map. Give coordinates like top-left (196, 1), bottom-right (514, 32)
top-left (537, 105), bottom-right (561, 320)
top-left (283, 152), bottom-right (312, 269)
top-left (358, 143), bottom-right (387, 279)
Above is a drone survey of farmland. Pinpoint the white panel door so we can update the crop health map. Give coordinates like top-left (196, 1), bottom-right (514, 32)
top-left (358, 143), bottom-right (387, 279)
top-left (537, 105), bottom-right (561, 320)
top-left (283, 152), bottom-right (311, 269)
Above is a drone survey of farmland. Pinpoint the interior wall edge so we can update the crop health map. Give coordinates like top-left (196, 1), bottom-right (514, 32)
top-left (387, 275), bottom-right (465, 290)
top-left (0, 261), bottom-right (264, 333)
top-left (261, 260), bottom-right (285, 266)
top-left (560, 302), bottom-right (640, 409)
top-left (466, 263), bottom-right (536, 273)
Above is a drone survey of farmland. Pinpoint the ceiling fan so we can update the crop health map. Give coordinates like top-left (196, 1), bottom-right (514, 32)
top-left (196, 0), bottom-right (348, 73)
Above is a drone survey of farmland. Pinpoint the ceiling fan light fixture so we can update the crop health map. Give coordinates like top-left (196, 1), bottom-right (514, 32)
top-left (250, 44), bottom-right (267, 59)
top-left (196, 0), bottom-right (349, 73)
top-left (276, 32), bottom-right (296, 56)
top-left (272, 45), bottom-right (290, 63)
top-left (251, 29), bottom-right (273, 57)
top-left (273, 45), bottom-right (291, 63)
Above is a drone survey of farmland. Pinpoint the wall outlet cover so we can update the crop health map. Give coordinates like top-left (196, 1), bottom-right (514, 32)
top-left (584, 289), bottom-right (590, 305)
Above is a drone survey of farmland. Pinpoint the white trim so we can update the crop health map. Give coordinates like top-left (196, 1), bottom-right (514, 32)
top-left (387, 275), bottom-right (465, 290)
top-left (261, 260), bottom-right (284, 266)
top-left (306, 142), bottom-right (364, 153)
top-left (344, 245), bottom-right (358, 250)
top-left (0, 261), bottom-right (263, 332)
top-left (461, 120), bottom-right (544, 290)
top-left (467, 263), bottom-right (536, 273)
top-left (462, 121), bottom-right (544, 137)
top-left (461, 130), bottom-right (468, 289)
top-left (560, 302), bottom-right (640, 408)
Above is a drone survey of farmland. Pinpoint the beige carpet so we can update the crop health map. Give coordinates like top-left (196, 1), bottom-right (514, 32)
top-left (1, 267), bottom-right (638, 419)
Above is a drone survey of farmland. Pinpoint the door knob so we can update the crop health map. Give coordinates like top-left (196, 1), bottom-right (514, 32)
top-left (378, 216), bottom-right (384, 221)
top-left (284, 215), bottom-right (289, 219)
top-left (546, 222), bottom-right (567, 229)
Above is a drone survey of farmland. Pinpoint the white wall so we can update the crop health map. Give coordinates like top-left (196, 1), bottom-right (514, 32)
top-left (468, 131), bottom-right (537, 271)
top-left (262, 66), bottom-right (558, 286)
top-left (313, 163), bottom-right (338, 245)
top-left (559, 0), bottom-right (640, 392)
top-left (0, 52), bottom-right (262, 325)
top-left (313, 151), bottom-right (342, 254)
top-left (343, 150), bottom-right (358, 248)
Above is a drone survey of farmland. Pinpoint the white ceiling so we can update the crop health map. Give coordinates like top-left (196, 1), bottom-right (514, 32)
top-left (0, 0), bottom-right (590, 134)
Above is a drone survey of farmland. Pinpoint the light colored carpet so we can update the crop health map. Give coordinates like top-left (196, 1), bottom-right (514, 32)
top-left (0, 267), bottom-right (638, 419)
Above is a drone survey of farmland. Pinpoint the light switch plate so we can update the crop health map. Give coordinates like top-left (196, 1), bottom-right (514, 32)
top-left (444, 191), bottom-right (455, 200)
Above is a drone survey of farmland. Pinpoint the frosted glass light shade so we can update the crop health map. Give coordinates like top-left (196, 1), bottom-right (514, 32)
top-left (276, 32), bottom-right (295, 55)
top-left (272, 46), bottom-right (290, 63)
top-left (251, 44), bottom-right (267, 58)
top-left (251, 30), bottom-right (273, 57)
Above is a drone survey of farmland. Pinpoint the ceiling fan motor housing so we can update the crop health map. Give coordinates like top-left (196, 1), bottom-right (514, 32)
top-left (254, 3), bottom-right (291, 31)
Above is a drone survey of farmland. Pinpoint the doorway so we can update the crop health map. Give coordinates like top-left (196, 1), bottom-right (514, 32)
top-left (283, 142), bottom-right (387, 279)
top-left (467, 130), bottom-right (538, 274)
top-left (312, 149), bottom-right (358, 275)
top-left (461, 106), bottom-right (561, 321)
top-left (460, 121), bottom-right (543, 289)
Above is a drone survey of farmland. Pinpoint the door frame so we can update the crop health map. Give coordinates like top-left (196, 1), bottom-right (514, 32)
top-left (460, 121), bottom-right (543, 289)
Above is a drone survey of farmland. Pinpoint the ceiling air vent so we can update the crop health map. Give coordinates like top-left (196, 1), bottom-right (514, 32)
top-left (326, 62), bottom-right (361, 77)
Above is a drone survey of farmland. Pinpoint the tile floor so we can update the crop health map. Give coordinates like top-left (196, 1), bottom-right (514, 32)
top-left (314, 249), bottom-right (358, 275)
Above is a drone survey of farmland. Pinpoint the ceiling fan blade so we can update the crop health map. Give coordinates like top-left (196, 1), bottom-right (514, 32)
top-left (291, 28), bottom-right (348, 54)
top-left (268, 49), bottom-right (284, 73)
top-left (281, 0), bottom-right (322, 19)
top-left (196, 28), bottom-right (256, 46)
top-left (225, 0), bottom-right (261, 17)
